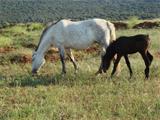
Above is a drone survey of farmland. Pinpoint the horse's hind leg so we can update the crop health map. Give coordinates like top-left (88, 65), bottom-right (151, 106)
top-left (95, 45), bottom-right (107, 75)
top-left (147, 51), bottom-right (153, 65)
top-left (124, 55), bottom-right (133, 78)
top-left (140, 52), bottom-right (151, 79)
top-left (58, 47), bottom-right (66, 74)
top-left (66, 48), bottom-right (78, 73)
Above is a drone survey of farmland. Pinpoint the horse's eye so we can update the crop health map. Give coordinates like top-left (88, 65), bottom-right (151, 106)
top-left (32, 55), bottom-right (35, 61)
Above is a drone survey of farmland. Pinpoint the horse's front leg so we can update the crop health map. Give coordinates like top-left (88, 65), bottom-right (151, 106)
top-left (111, 54), bottom-right (122, 78)
top-left (95, 46), bottom-right (106, 75)
top-left (95, 56), bottom-right (103, 75)
top-left (59, 47), bottom-right (66, 74)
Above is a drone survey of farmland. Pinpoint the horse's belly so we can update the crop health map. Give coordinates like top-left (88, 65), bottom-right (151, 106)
top-left (64, 33), bottom-right (95, 49)
top-left (64, 40), bottom-right (93, 49)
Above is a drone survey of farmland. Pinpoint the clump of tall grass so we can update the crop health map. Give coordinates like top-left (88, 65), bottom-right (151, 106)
top-left (26, 23), bottom-right (44, 31)
top-left (0, 36), bottom-right (13, 47)
top-left (127, 16), bottom-right (140, 29)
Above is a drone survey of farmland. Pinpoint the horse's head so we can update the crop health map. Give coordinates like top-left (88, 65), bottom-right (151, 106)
top-left (32, 51), bottom-right (46, 74)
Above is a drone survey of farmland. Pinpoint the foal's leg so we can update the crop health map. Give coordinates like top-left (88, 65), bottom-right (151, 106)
top-left (140, 52), bottom-right (151, 79)
top-left (65, 48), bottom-right (78, 73)
top-left (147, 51), bottom-right (153, 65)
top-left (111, 54), bottom-right (122, 77)
top-left (124, 55), bottom-right (133, 78)
top-left (58, 47), bottom-right (66, 74)
top-left (113, 54), bottom-right (121, 76)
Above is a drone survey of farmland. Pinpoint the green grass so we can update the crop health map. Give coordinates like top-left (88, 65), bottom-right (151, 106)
top-left (0, 24), bottom-right (160, 120)
top-left (0, 36), bottom-right (13, 47)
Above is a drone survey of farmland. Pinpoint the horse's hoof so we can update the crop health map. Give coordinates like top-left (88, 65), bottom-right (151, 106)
top-left (110, 75), bottom-right (114, 79)
top-left (61, 72), bottom-right (66, 77)
top-left (129, 75), bottom-right (132, 80)
top-left (32, 74), bottom-right (37, 77)
top-left (107, 76), bottom-right (112, 81)
top-left (74, 69), bottom-right (78, 74)
top-left (32, 72), bottom-right (38, 77)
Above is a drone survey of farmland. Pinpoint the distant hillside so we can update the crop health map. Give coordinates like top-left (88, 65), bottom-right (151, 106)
top-left (0, 0), bottom-right (160, 25)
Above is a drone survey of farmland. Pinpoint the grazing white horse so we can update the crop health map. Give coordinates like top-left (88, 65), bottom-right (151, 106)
top-left (32, 18), bottom-right (116, 74)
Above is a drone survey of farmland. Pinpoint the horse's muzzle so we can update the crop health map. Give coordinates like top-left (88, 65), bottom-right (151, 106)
top-left (32, 69), bottom-right (38, 74)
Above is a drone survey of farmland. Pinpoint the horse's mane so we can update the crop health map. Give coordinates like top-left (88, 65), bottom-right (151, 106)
top-left (35, 20), bottom-right (61, 51)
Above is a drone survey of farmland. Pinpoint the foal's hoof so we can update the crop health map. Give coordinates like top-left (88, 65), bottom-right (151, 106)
top-left (95, 71), bottom-right (102, 76)
top-left (145, 77), bottom-right (149, 80)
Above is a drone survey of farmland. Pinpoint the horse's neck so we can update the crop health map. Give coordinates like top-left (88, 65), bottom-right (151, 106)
top-left (36, 36), bottom-right (51, 56)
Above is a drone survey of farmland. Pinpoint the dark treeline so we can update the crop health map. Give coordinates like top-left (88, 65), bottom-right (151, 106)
top-left (0, 0), bottom-right (160, 26)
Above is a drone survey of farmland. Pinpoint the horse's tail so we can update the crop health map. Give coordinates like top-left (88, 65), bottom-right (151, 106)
top-left (106, 21), bottom-right (121, 75)
top-left (106, 21), bottom-right (116, 42)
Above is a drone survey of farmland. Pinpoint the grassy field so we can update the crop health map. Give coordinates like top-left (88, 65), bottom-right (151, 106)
top-left (0, 24), bottom-right (160, 120)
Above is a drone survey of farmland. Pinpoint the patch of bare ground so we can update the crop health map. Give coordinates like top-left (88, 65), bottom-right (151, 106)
top-left (10, 54), bottom-right (32, 64)
top-left (113, 22), bottom-right (128, 29)
top-left (155, 51), bottom-right (160, 59)
top-left (133, 21), bottom-right (160, 29)
top-left (0, 45), bottom-right (100, 64)
top-left (0, 47), bottom-right (15, 53)
top-left (21, 43), bottom-right (37, 49)
top-left (84, 46), bottom-right (99, 53)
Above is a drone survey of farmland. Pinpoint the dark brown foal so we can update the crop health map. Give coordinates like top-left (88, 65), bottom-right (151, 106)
top-left (102, 34), bottom-right (153, 79)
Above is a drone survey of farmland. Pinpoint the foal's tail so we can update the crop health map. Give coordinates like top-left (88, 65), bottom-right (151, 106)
top-left (106, 21), bottom-right (116, 42)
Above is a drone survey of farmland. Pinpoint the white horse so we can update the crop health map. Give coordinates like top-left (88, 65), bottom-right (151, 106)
top-left (32, 18), bottom-right (116, 74)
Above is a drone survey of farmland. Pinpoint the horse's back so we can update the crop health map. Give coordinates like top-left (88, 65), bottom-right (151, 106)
top-left (55, 19), bottom-right (109, 49)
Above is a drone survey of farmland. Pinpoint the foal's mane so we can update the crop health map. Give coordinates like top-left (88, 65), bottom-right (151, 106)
top-left (35, 20), bottom-right (61, 51)
top-left (105, 40), bottom-right (117, 59)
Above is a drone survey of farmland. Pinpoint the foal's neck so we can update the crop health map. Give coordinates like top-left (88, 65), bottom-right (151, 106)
top-left (107, 43), bottom-right (116, 60)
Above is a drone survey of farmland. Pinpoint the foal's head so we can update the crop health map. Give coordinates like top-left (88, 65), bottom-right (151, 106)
top-left (102, 42), bottom-right (117, 72)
